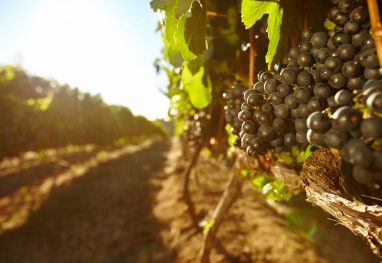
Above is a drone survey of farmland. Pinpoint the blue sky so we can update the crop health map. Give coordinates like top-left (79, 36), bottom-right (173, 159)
top-left (0, 0), bottom-right (169, 120)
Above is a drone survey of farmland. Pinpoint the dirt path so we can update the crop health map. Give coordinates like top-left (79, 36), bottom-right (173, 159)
top-left (0, 139), bottom-right (379, 263)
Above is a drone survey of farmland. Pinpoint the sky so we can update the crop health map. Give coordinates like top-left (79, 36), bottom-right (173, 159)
top-left (0, 0), bottom-right (169, 120)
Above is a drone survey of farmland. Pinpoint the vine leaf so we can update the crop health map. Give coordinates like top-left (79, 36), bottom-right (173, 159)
top-left (150, 0), bottom-right (174, 11)
top-left (182, 63), bottom-right (211, 109)
top-left (162, 4), bottom-right (196, 66)
top-left (175, 0), bottom-right (195, 18)
top-left (184, 0), bottom-right (207, 55)
top-left (241, 0), bottom-right (283, 69)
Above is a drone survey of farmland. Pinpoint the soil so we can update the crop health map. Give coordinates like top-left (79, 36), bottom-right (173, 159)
top-left (0, 138), bottom-right (379, 263)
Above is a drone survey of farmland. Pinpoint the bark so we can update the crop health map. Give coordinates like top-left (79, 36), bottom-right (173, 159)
top-left (271, 148), bottom-right (382, 258)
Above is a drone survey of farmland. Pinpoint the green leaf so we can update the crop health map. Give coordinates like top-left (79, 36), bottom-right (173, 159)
top-left (225, 124), bottom-right (237, 147)
top-left (252, 176), bottom-right (266, 188)
top-left (150, 0), bottom-right (174, 11)
top-left (181, 64), bottom-right (211, 109)
top-left (324, 18), bottom-right (336, 30)
top-left (241, 0), bottom-right (283, 69)
top-left (162, 3), bottom-right (196, 66)
top-left (184, 0), bottom-right (207, 55)
top-left (175, 0), bottom-right (195, 18)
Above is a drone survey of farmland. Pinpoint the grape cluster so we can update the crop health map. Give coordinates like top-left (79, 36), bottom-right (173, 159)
top-left (182, 110), bottom-right (211, 147)
top-left (222, 81), bottom-right (247, 147)
top-left (234, 0), bottom-right (382, 186)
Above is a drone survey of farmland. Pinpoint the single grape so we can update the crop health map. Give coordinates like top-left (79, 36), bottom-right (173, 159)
top-left (285, 94), bottom-right (299, 109)
top-left (242, 120), bottom-right (259, 134)
top-left (314, 83), bottom-right (332, 98)
top-left (310, 32), bottom-right (329, 48)
top-left (361, 116), bottom-right (382, 138)
top-left (274, 104), bottom-right (291, 119)
top-left (307, 129), bottom-right (325, 146)
top-left (334, 89), bottom-right (353, 106)
top-left (306, 111), bottom-right (331, 133)
top-left (324, 129), bottom-right (349, 148)
top-left (329, 73), bottom-right (347, 89)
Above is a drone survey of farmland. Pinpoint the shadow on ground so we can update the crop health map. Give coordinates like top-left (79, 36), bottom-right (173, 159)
top-left (0, 139), bottom-right (175, 263)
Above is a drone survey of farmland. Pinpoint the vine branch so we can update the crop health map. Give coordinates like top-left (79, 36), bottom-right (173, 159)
top-left (366, 0), bottom-right (382, 67)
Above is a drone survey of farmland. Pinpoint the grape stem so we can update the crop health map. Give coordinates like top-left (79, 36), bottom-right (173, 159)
top-left (249, 27), bottom-right (257, 87)
top-left (366, 0), bottom-right (382, 68)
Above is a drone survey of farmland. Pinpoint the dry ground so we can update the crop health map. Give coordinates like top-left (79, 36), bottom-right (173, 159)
top-left (0, 138), bottom-right (379, 263)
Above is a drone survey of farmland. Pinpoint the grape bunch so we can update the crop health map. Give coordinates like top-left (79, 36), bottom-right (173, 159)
top-left (235, 0), bottom-right (382, 186)
top-left (182, 110), bottom-right (211, 147)
top-left (222, 81), bottom-right (247, 147)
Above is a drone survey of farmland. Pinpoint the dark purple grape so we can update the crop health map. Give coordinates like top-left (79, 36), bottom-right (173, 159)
top-left (363, 79), bottom-right (382, 90)
top-left (258, 126), bottom-right (277, 141)
top-left (254, 81), bottom-right (265, 93)
top-left (344, 21), bottom-right (360, 34)
top-left (301, 29), bottom-right (312, 41)
top-left (364, 68), bottom-right (382, 80)
top-left (332, 32), bottom-right (351, 47)
top-left (360, 53), bottom-right (379, 69)
top-left (277, 83), bottom-right (292, 97)
top-left (313, 48), bottom-right (329, 63)
top-left (238, 110), bottom-right (252, 122)
top-left (310, 32), bottom-right (329, 48)
top-left (260, 71), bottom-right (273, 82)
top-left (257, 111), bottom-right (274, 126)
top-left (329, 73), bottom-right (347, 89)
top-left (294, 87), bottom-right (313, 104)
top-left (332, 106), bottom-right (362, 131)
top-left (361, 116), bottom-right (382, 138)
top-left (280, 68), bottom-right (297, 84)
top-left (250, 137), bottom-right (267, 154)
top-left (361, 37), bottom-right (375, 50)
top-left (347, 76), bottom-right (365, 90)
top-left (350, 6), bottom-right (368, 24)
top-left (288, 47), bottom-right (300, 60)
top-left (327, 96), bottom-right (338, 108)
top-left (307, 129), bottom-right (325, 146)
top-left (338, 0), bottom-right (353, 14)
top-left (295, 118), bottom-right (308, 133)
top-left (314, 83), bottom-right (332, 98)
top-left (325, 56), bottom-right (343, 73)
top-left (300, 41), bottom-right (312, 52)
top-left (353, 166), bottom-right (373, 185)
top-left (296, 104), bottom-right (310, 118)
top-left (274, 104), bottom-right (291, 119)
top-left (264, 79), bottom-right (278, 94)
top-left (285, 94), bottom-right (299, 109)
top-left (337, 44), bottom-right (356, 61)
top-left (297, 51), bottom-right (314, 67)
top-left (366, 91), bottom-right (382, 112)
top-left (352, 29), bottom-right (369, 47)
top-left (284, 133), bottom-right (297, 147)
top-left (334, 89), bottom-right (353, 105)
top-left (247, 92), bottom-right (263, 107)
top-left (261, 103), bottom-right (273, 113)
top-left (296, 132), bottom-right (308, 144)
top-left (319, 67), bottom-right (334, 81)
top-left (311, 69), bottom-right (322, 82)
top-left (270, 136), bottom-right (283, 147)
top-left (308, 97), bottom-right (328, 112)
top-left (269, 92), bottom-right (283, 106)
top-left (307, 111), bottom-right (331, 133)
top-left (242, 120), bottom-right (258, 134)
top-left (272, 118), bottom-right (286, 134)
top-left (334, 12), bottom-right (349, 26)
top-left (328, 7), bottom-right (340, 21)
top-left (324, 129), bottom-right (348, 148)
top-left (297, 70), bottom-right (313, 86)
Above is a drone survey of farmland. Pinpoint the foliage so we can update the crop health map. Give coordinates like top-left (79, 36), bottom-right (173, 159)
top-left (0, 65), bottom-right (164, 159)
